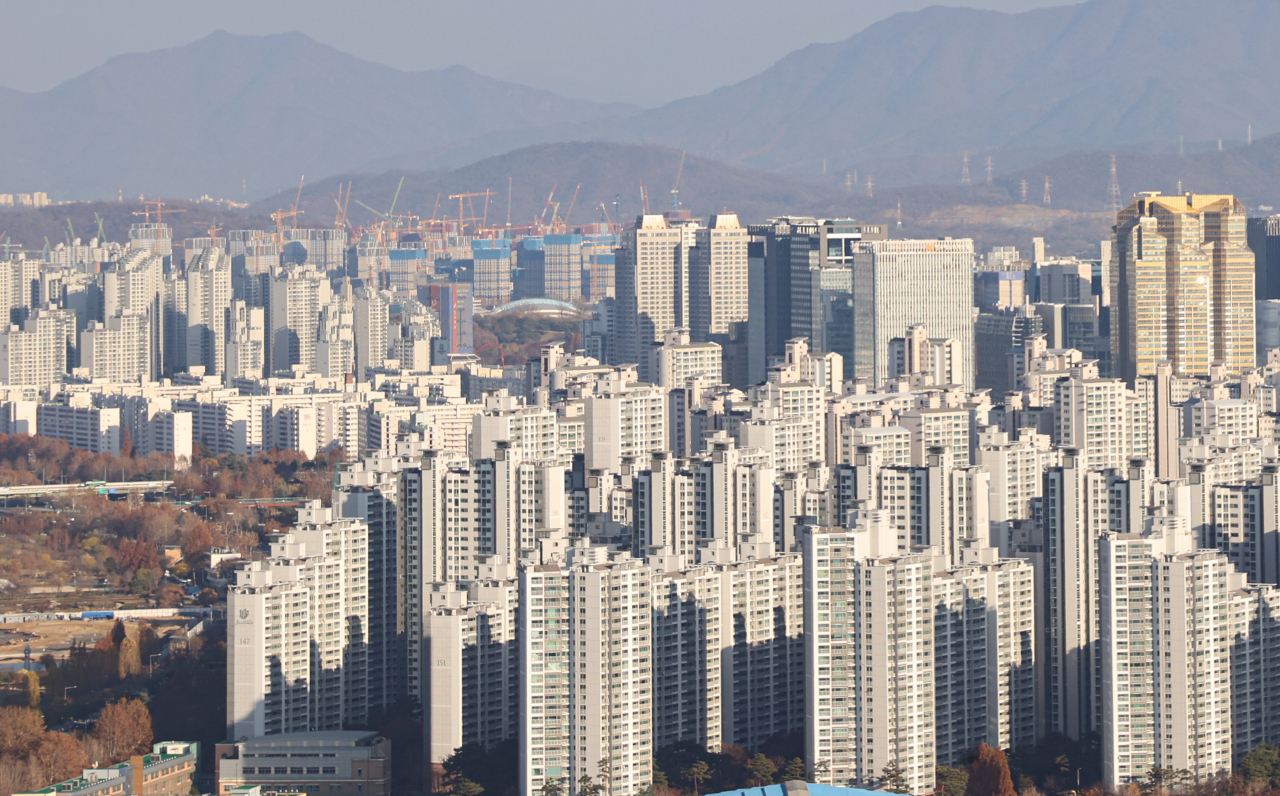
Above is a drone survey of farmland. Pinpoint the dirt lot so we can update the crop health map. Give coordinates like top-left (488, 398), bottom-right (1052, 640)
top-left (0, 619), bottom-right (116, 664)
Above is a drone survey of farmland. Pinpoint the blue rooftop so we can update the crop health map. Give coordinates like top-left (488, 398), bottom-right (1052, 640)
top-left (706, 784), bottom-right (896, 796)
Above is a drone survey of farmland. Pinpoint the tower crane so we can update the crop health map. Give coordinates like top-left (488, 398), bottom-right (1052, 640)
top-left (670, 150), bottom-right (686, 212)
top-left (132, 199), bottom-right (187, 226)
top-left (560, 183), bottom-right (581, 231)
top-left (538, 185), bottom-right (558, 233)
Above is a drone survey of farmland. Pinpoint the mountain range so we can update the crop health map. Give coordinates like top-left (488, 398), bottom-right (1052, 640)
top-left (6, 0), bottom-right (1280, 213)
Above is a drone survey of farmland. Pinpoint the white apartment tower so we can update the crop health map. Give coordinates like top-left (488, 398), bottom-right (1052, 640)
top-left (803, 513), bottom-right (937, 795)
top-left (520, 558), bottom-right (654, 796)
top-left (186, 248), bottom-right (233, 376)
top-left (81, 311), bottom-right (152, 383)
top-left (689, 213), bottom-right (749, 342)
top-left (227, 502), bottom-right (369, 739)
top-left (616, 215), bottom-right (684, 377)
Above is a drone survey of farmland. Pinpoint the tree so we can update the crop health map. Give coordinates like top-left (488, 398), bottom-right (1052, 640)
top-left (747, 754), bottom-right (777, 787)
top-left (156, 584), bottom-right (184, 608)
top-left (116, 636), bottom-right (142, 680)
top-left (93, 698), bottom-right (153, 762)
top-left (781, 758), bottom-right (806, 782)
top-left (1242, 743), bottom-right (1280, 784)
top-left (937, 765), bottom-right (971, 796)
top-left (877, 761), bottom-right (911, 794)
top-left (1142, 767), bottom-right (1192, 796)
top-left (682, 760), bottom-right (710, 795)
top-left (0, 706), bottom-right (45, 757)
top-left (22, 670), bottom-right (40, 709)
top-left (967, 743), bottom-right (1017, 796)
top-left (540, 776), bottom-right (564, 796)
top-left (29, 731), bottom-right (89, 787)
top-left (197, 587), bottom-right (219, 606)
top-left (578, 772), bottom-right (606, 796)
top-left (129, 568), bottom-right (156, 595)
top-left (454, 778), bottom-right (485, 796)
top-left (182, 523), bottom-right (214, 558)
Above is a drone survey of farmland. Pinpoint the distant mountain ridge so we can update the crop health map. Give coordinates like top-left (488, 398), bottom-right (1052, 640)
top-left (590, 0), bottom-right (1280, 178)
top-left (8, 0), bottom-right (1280, 200)
top-left (0, 30), bottom-right (636, 202)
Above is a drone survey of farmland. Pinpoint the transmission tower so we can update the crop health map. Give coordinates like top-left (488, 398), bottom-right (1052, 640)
top-left (845, 173), bottom-right (852, 194)
top-left (866, 175), bottom-right (874, 199)
top-left (1043, 177), bottom-right (1052, 207)
top-left (1020, 180), bottom-right (1028, 202)
top-left (1107, 155), bottom-right (1122, 215)
top-left (961, 152), bottom-right (971, 186)
top-left (985, 157), bottom-right (993, 184)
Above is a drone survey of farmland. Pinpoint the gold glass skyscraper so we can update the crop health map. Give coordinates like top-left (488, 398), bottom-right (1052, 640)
top-left (1110, 192), bottom-right (1255, 383)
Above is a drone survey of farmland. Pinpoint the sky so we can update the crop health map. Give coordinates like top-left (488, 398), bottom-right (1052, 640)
top-left (3, 0), bottom-right (1073, 107)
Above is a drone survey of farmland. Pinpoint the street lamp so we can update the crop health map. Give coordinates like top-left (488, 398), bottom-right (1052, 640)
top-left (149, 654), bottom-right (162, 674)
top-left (63, 685), bottom-right (76, 702)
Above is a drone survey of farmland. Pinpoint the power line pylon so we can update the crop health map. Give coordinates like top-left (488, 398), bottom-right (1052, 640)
top-left (1043, 177), bottom-right (1052, 207)
top-left (961, 152), bottom-right (971, 186)
top-left (1107, 155), bottom-right (1122, 215)
top-left (985, 157), bottom-right (993, 184)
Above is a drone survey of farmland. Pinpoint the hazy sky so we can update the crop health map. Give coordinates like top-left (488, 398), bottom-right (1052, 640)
top-left (3, 0), bottom-right (1072, 107)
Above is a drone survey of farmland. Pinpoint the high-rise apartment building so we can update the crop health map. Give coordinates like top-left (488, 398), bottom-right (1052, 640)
top-left (616, 215), bottom-right (684, 374)
top-left (353, 287), bottom-right (389, 379)
top-left (185, 249), bottom-right (232, 376)
top-left (269, 265), bottom-right (330, 375)
top-left (803, 514), bottom-right (937, 794)
top-left (0, 310), bottom-right (69, 387)
top-left (81, 311), bottom-right (152, 383)
top-left (225, 300), bottom-right (265, 383)
top-left (520, 558), bottom-right (653, 796)
top-left (472, 240), bottom-right (513, 308)
top-left (102, 250), bottom-right (164, 381)
top-left (1111, 193), bottom-right (1255, 383)
top-left (689, 214), bottom-right (749, 343)
top-left (227, 502), bottom-right (369, 739)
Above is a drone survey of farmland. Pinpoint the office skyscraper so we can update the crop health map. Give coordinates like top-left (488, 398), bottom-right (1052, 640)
top-left (846, 239), bottom-right (975, 389)
top-left (1111, 193), bottom-right (1255, 383)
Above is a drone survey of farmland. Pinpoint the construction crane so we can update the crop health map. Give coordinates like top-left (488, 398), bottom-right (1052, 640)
top-left (639, 179), bottom-right (650, 216)
top-left (537, 185), bottom-right (558, 233)
top-left (560, 183), bottom-right (581, 231)
top-left (94, 213), bottom-right (106, 243)
top-left (291, 175), bottom-right (305, 229)
top-left (475, 341), bottom-right (506, 367)
top-left (449, 190), bottom-right (497, 237)
top-left (330, 181), bottom-right (353, 229)
top-left (66, 219), bottom-right (75, 245)
top-left (132, 198), bottom-right (187, 226)
top-left (670, 151), bottom-right (686, 212)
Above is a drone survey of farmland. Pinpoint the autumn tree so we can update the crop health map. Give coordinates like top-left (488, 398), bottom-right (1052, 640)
top-left (21, 671), bottom-right (40, 709)
top-left (196, 587), bottom-right (219, 606)
top-left (28, 732), bottom-right (88, 787)
top-left (156, 584), bottom-right (184, 608)
top-left (453, 779), bottom-right (484, 796)
top-left (181, 523), bottom-right (213, 558)
top-left (93, 698), bottom-right (153, 762)
top-left (0, 706), bottom-right (45, 757)
top-left (116, 636), bottom-right (142, 680)
top-left (967, 743), bottom-right (1017, 796)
